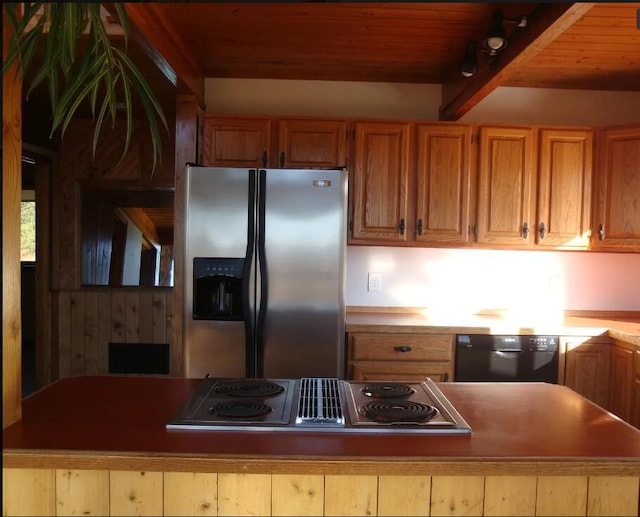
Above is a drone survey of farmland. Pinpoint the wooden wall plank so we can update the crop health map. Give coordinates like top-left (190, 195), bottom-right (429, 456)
top-left (84, 292), bottom-right (100, 375)
top-left (56, 469), bottom-right (109, 516)
top-left (163, 472), bottom-right (217, 516)
top-left (139, 291), bottom-right (154, 342)
top-left (98, 291), bottom-right (112, 374)
top-left (3, 13), bottom-right (23, 428)
top-left (535, 476), bottom-right (587, 516)
top-left (430, 475), bottom-right (485, 516)
top-left (110, 470), bottom-right (163, 516)
top-left (217, 473), bottom-right (271, 516)
top-left (125, 291), bottom-right (140, 343)
top-left (587, 476), bottom-right (639, 516)
top-left (2, 468), bottom-right (55, 516)
top-left (58, 291), bottom-right (72, 379)
top-left (152, 290), bottom-right (167, 343)
top-left (70, 291), bottom-right (85, 376)
top-left (272, 474), bottom-right (324, 516)
top-left (378, 475), bottom-right (430, 516)
top-left (112, 291), bottom-right (126, 343)
top-left (324, 475), bottom-right (377, 516)
top-left (484, 476), bottom-right (537, 516)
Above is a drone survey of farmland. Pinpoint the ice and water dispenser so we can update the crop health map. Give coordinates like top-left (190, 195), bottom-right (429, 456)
top-left (192, 257), bottom-right (244, 320)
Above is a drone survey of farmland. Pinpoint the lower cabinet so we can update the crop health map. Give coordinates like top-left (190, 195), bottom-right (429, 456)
top-left (632, 349), bottom-right (640, 428)
top-left (347, 332), bottom-right (453, 382)
top-left (609, 340), bottom-right (635, 421)
top-left (563, 336), bottom-right (611, 409)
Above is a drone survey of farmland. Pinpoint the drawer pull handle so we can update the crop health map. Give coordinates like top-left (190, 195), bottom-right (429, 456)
top-left (393, 346), bottom-right (412, 353)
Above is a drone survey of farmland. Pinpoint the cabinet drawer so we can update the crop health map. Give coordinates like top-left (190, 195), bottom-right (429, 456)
top-left (350, 333), bottom-right (453, 361)
top-left (351, 361), bottom-right (451, 382)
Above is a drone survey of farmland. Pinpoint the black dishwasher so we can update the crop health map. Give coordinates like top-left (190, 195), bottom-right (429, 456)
top-left (455, 335), bottom-right (559, 383)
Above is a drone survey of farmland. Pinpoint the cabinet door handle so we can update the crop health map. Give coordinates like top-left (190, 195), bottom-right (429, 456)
top-left (443, 372), bottom-right (450, 382)
top-left (598, 224), bottom-right (604, 241)
top-left (539, 222), bottom-right (546, 239)
top-left (399, 218), bottom-right (405, 235)
top-left (393, 346), bottom-right (412, 353)
top-left (417, 219), bottom-right (423, 236)
top-left (262, 151), bottom-right (268, 168)
top-left (522, 222), bottom-right (529, 239)
top-left (279, 151), bottom-right (285, 168)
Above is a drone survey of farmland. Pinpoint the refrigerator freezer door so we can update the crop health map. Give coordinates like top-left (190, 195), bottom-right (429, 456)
top-left (259, 168), bottom-right (347, 378)
top-left (184, 166), bottom-right (254, 378)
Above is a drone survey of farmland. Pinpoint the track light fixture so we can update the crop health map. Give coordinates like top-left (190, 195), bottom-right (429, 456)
top-left (459, 10), bottom-right (529, 77)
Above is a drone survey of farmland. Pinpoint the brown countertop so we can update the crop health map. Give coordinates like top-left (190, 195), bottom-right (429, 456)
top-left (346, 309), bottom-right (640, 346)
top-left (3, 376), bottom-right (640, 475)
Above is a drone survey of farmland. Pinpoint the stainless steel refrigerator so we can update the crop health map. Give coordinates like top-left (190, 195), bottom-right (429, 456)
top-left (184, 165), bottom-right (347, 379)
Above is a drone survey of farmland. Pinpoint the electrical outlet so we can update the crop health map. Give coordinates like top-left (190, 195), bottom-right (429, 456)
top-left (368, 272), bottom-right (382, 292)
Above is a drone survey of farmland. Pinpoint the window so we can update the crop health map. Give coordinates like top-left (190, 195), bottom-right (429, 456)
top-left (21, 190), bottom-right (36, 262)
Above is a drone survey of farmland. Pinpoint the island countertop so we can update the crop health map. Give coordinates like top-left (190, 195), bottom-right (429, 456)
top-left (4, 376), bottom-right (640, 476)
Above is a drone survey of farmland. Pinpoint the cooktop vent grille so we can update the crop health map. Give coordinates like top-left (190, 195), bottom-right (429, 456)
top-left (296, 377), bottom-right (345, 426)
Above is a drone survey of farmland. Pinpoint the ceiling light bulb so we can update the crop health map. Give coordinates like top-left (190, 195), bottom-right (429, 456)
top-left (485, 36), bottom-right (506, 51)
top-left (485, 11), bottom-right (507, 52)
top-left (459, 40), bottom-right (477, 77)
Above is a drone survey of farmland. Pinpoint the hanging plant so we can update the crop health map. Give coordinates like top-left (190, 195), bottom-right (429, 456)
top-left (2, 2), bottom-right (168, 171)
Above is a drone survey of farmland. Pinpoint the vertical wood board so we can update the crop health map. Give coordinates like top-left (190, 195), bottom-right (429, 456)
top-left (109, 470), bottom-right (163, 516)
top-left (378, 475), bottom-right (431, 516)
top-left (430, 475), bottom-right (485, 516)
top-left (217, 473), bottom-right (271, 516)
top-left (56, 469), bottom-right (109, 516)
top-left (483, 476), bottom-right (536, 516)
top-left (272, 474), bottom-right (324, 516)
top-left (324, 475), bottom-right (377, 516)
top-left (163, 471), bottom-right (218, 516)
top-left (2, 468), bottom-right (55, 516)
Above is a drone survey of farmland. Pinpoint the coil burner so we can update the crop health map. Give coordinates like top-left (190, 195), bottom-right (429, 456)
top-left (361, 382), bottom-right (416, 399)
top-left (359, 400), bottom-right (438, 423)
top-left (214, 379), bottom-right (285, 398)
top-left (208, 400), bottom-right (272, 419)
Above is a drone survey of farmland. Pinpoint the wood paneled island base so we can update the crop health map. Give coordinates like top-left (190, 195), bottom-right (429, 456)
top-left (3, 376), bottom-right (640, 516)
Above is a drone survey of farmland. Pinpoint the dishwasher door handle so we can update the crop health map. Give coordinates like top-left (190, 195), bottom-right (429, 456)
top-left (494, 349), bottom-right (524, 355)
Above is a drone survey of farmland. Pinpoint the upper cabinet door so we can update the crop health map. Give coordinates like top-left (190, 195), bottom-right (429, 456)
top-left (593, 125), bottom-right (640, 251)
top-left (351, 121), bottom-right (411, 242)
top-left (277, 119), bottom-right (348, 169)
top-left (201, 116), bottom-right (271, 167)
top-left (537, 128), bottom-right (593, 248)
top-left (476, 126), bottom-right (536, 246)
top-left (415, 124), bottom-right (472, 245)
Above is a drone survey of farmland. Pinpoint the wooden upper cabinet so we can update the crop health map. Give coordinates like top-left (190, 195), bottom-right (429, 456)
top-left (415, 124), bottom-right (472, 245)
top-left (593, 125), bottom-right (640, 251)
top-left (476, 126), bottom-right (536, 246)
top-left (277, 119), bottom-right (347, 169)
top-left (201, 116), bottom-right (271, 167)
top-left (351, 121), bottom-right (411, 242)
top-left (536, 128), bottom-right (593, 248)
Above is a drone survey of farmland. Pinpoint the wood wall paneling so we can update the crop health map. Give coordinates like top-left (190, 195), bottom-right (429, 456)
top-left (54, 289), bottom-right (172, 378)
top-left (2, 469), bottom-right (640, 516)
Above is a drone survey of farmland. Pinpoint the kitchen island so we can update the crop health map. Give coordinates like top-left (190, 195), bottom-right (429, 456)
top-left (3, 376), bottom-right (640, 516)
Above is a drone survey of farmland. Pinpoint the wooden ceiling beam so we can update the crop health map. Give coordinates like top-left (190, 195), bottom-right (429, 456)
top-left (439, 3), bottom-right (596, 121)
top-left (105, 3), bottom-right (205, 108)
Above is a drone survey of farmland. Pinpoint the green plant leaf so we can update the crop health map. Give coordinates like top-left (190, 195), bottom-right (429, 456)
top-left (3, 1), bottom-right (168, 172)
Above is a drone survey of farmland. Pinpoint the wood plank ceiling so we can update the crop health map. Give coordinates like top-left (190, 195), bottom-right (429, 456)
top-left (130, 1), bottom-right (639, 116)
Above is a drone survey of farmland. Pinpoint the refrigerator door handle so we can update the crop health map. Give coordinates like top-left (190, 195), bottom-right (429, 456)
top-left (243, 170), bottom-right (257, 376)
top-left (255, 169), bottom-right (269, 377)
